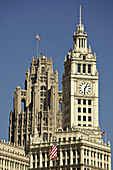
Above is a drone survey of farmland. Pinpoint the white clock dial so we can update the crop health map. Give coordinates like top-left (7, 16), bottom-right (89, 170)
top-left (79, 82), bottom-right (91, 95)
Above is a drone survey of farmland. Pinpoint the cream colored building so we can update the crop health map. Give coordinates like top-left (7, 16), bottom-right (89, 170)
top-left (0, 140), bottom-right (29, 170)
top-left (29, 6), bottom-right (111, 170)
top-left (29, 128), bottom-right (111, 170)
top-left (9, 55), bottom-right (62, 148)
top-left (1, 5), bottom-right (110, 170)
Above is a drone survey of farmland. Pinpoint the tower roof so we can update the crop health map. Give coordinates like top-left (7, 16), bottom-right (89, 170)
top-left (77, 5), bottom-right (84, 34)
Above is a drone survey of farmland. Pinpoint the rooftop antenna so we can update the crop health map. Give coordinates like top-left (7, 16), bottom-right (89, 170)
top-left (79, 5), bottom-right (81, 25)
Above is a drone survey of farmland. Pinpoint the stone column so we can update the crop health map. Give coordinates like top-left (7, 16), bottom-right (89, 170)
top-left (14, 162), bottom-right (15, 170)
top-left (70, 147), bottom-right (73, 165)
top-left (19, 164), bottom-right (20, 170)
top-left (30, 154), bottom-right (33, 168)
top-left (108, 153), bottom-right (111, 170)
top-left (23, 165), bottom-right (25, 170)
top-left (50, 159), bottom-right (52, 167)
top-left (95, 151), bottom-right (97, 167)
top-left (65, 150), bottom-right (67, 165)
top-left (35, 153), bottom-right (37, 168)
top-left (45, 152), bottom-right (47, 167)
top-left (8, 161), bottom-right (10, 170)
top-left (80, 147), bottom-right (84, 164)
top-left (60, 148), bottom-right (62, 166)
top-left (40, 151), bottom-right (42, 168)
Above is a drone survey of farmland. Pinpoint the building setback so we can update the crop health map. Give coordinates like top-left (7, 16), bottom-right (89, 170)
top-left (3, 5), bottom-right (111, 170)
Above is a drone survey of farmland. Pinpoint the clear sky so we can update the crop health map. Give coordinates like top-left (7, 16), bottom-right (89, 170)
top-left (0, 0), bottom-right (113, 167)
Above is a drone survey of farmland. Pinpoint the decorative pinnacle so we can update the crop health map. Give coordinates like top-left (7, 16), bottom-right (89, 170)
top-left (79, 5), bottom-right (81, 25)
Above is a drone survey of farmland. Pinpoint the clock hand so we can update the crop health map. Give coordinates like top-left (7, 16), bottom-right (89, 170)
top-left (84, 84), bottom-right (87, 94)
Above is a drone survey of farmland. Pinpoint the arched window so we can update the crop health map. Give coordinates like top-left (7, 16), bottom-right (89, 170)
top-left (41, 67), bottom-right (45, 73)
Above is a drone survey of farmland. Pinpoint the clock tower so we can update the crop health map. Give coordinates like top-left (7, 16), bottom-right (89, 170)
top-left (62, 6), bottom-right (99, 131)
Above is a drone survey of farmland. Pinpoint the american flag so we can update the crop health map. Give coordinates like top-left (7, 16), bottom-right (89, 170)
top-left (49, 141), bottom-right (57, 160)
top-left (35, 34), bottom-right (40, 40)
top-left (100, 132), bottom-right (105, 136)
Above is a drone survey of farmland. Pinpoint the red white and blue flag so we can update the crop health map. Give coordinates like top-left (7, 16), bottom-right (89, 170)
top-left (49, 141), bottom-right (57, 160)
top-left (35, 34), bottom-right (40, 40)
top-left (100, 132), bottom-right (105, 136)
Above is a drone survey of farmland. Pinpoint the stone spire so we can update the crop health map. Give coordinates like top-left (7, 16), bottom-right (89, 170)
top-left (77, 5), bottom-right (84, 34)
top-left (79, 5), bottom-right (81, 25)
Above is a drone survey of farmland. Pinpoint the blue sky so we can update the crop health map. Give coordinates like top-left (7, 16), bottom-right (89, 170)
top-left (0, 0), bottom-right (113, 167)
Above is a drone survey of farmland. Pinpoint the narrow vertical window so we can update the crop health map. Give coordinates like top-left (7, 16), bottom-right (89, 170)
top-left (88, 64), bottom-right (91, 73)
top-left (78, 64), bottom-right (81, 73)
top-left (79, 39), bottom-right (80, 48)
top-left (74, 38), bottom-right (76, 45)
top-left (83, 64), bottom-right (86, 73)
top-left (82, 39), bottom-right (83, 47)
top-left (78, 99), bottom-right (81, 104)
top-left (84, 39), bottom-right (85, 48)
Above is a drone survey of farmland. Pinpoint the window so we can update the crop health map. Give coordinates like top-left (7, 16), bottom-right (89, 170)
top-left (78, 99), bottom-right (81, 104)
top-left (100, 153), bottom-right (102, 159)
top-left (94, 152), bottom-right (96, 157)
top-left (40, 92), bottom-right (43, 96)
top-left (83, 116), bottom-right (86, 121)
top-left (83, 64), bottom-right (86, 73)
top-left (88, 108), bottom-right (91, 113)
top-left (78, 124), bottom-right (81, 126)
top-left (88, 100), bottom-right (91, 105)
top-left (83, 55), bottom-right (86, 60)
top-left (88, 64), bottom-right (91, 73)
top-left (73, 150), bottom-right (75, 155)
top-left (83, 124), bottom-right (86, 126)
top-left (78, 64), bottom-right (81, 73)
top-left (104, 155), bottom-right (106, 160)
top-left (73, 137), bottom-right (76, 141)
top-left (88, 116), bottom-right (91, 121)
top-left (83, 99), bottom-right (86, 104)
top-left (83, 108), bottom-right (86, 113)
top-left (78, 107), bottom-right (81, 112)
top-left (78, 116), bottom-right (81, 121)
top-left (100, 163), bottom-right (102, 168)
top-left (41, 67), bottom-right (45, 73)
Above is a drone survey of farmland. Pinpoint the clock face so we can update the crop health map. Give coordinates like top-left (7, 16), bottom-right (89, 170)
top-left (79, 82), bottom-right (91, 95)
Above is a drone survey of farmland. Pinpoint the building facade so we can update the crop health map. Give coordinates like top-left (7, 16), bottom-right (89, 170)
top-left (29, 128), bottom-right (111, 170)
top-left (9, 55), bottom-right (62, 148)
top-left (0, 140), bottom-right (29, 170)
top-left (62, 5), bottom-right (98, 131)
top-left (29, 6), bottom-right (111, 170)
top-left (5, 5), bottom-right (112, 170)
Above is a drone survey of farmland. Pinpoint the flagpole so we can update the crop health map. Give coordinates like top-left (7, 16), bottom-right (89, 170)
top-left (37, 39), bottom-right (38, 58)
top-left (35, 34), bottom-right (40, 58)
top-left (105, 132), bottom-right (107, 144)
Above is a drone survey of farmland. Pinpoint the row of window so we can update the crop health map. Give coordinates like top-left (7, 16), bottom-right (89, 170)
top-left (78, 99), bottom-right (91, 105)
top-left (78, 116), bottom-right (91, 121)
top-left (84, 159), bottom-right (109, 169)
top-left (78, 124), bottom-right (91, 127)
top-left (0, 159), bottom-right (28, 169)
top-left (84, 150), bottom-right (109, 161)
top-left (78, 107), bottom-right (91, 113)
top-left (78, 64), bottom-right (91, 74)
top-left (40, 92), bottom-right (46, 96)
